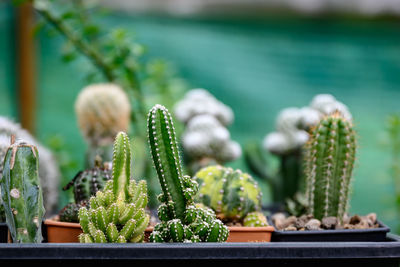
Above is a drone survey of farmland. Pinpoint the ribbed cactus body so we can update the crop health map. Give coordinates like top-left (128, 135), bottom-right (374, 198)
top-left (63, 159), bottom-right (111, 204)
top-left (195, 165), bottom-right (262, 221)
top-left (147, 104), bottom-right (228, 242)
top-left (0, 139), bottom-right (45, 243)
top-left (243, 211), bottom-right (268, 227)
top-left (78, 132), bottom-right (149, 243)
top-left (305, 113), bottom-right (356, 221)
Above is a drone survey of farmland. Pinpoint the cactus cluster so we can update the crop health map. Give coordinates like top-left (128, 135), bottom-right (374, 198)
top-left (195, 165), bottom-right (265, 226)
top-left (0, 138), bottom-right (45, 243)
top-left (78, 132), bottom-right (149, 243)
top-left (305, 112), bottom-right (356, 222)
top-left (75, 83), bottom-right (131, 167)
top-left (148, 104), bottom-right (228, 242)
top-left (174, 89), bottom-right (241, 174)
top-left (245, 94), bottom-right (352, 208)
top-left (0, 117), bottom-right (60, 214)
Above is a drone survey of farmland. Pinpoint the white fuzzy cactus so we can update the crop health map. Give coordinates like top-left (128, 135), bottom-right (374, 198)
top-left (174, 88), bottom-right (233, 126)
top-left (264, 94), bottom-right (352, 155)
top-left (0, 117), bottom-right (61, 213)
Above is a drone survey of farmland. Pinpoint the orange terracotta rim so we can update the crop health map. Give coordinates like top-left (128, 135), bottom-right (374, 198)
top-left (228, 226), bottom-right (275, 232)
top-left (44, 219), bottom-right (82, 228)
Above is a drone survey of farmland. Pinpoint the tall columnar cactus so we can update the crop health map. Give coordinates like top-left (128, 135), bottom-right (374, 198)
top-left (305, 112), bottom-right (356, 222)
top-left (194, 165), bottom-right (263, 222)
top-left (148, 104), bottom-right (228, 242)
top-left (78, 132), bottom-right (149, 243)
top-left (0, 138), bottom-right (45, 243)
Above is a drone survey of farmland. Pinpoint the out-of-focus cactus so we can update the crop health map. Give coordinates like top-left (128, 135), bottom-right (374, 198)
top-left (0, 138), bottom-right (45, 243)
top-left (194, 165), bottom-right (264, 224)
top-left (243, 211), bottom-right (268, 227)
top-left (244, 94), bottom-right (352, 212)
top-left (0, 117), bottom-right (60, 214)
top-left (174, 89), bottom-right (241, 174)
top-left (148, 104), bottom-right (228, 242)
top-left (305, 112), bottom-right (356, 222)
top-left (78, 132), bottom-right (149, 243)
top-left (59, 201), bottom-right (88, 223)
top-left (75, 83), bottom-right (131, 167)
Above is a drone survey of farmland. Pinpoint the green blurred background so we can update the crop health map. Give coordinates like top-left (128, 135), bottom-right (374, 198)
top-left (1, 1), bottom-right (400, 230)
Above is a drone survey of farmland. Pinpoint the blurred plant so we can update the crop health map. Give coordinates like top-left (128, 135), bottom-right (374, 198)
top-left (244, 94), bottom-right (352, 212)
top-left (13, 0), bottom-right (189, 207)
top-left (174, 89), bottom-right (241, 175)
top-left (0, 117), bottom-right (60, 214)
top-left (384, 114), bottom-right (400, 232)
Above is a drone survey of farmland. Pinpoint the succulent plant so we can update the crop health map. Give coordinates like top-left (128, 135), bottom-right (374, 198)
top-left (147, 104), bottom-right (228, 242)
top-left (75, 83), bottom-right (131, 167)
top-left (194, 165), bottom-right (263, 223)
top-left (59, 201), bottom-right (88, 223)
top-left (244, 94), bottom-right (352, 210)
top-left (174, 89), bottom-right (241, 174)
top-left (305, 112), bottom-right (356, 222)
top-left (0, 117), bottom-right (60, 214)
top-left (0, 138), bottom-right (45, 243)
top-left (78, 132), bottom-right (149, 243)
top-left (243, 211), bottom-right (268, 227)
top-left (63, 157), bottom-right (112, 204)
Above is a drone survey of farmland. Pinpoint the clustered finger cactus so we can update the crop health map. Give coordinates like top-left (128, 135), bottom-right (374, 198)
top-left (148, 104), bottom-right (229, 242)
top-left (0, 138), bottom-right (45, 243)
top-left (78, 132), bottom-right (149, 243)
top-left (305, 112), bottom-right (356, 222)
top-left (194, 165), bottom-right (265, 226)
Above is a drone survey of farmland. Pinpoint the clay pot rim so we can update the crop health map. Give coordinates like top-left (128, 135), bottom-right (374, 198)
top-left (228, 226), bottom-right (275, 232)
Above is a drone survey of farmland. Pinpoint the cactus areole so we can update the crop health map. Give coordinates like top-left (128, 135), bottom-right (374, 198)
top-left (305, 112), bottom-right (356, 222)
top-left (0, 138), bottom-right (45, 243)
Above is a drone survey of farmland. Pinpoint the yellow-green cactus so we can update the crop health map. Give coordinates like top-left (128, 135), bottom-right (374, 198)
top-left (78, 132), bottom-right (149, 243)
top-left (195, 165), bottom-right (262, 222)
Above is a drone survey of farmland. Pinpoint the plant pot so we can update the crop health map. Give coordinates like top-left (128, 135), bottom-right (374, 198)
top-left (0, 223), bottom-right (7, 243)
top-left (44, 217), bottom-right (153, 243)
top-left (226, 226), bottom-right (275, 242)
top-left (270, 219), bottom-right (390, 242)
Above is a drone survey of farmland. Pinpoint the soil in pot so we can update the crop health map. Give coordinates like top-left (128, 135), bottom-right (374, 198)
top-left (270, 213), bottom-right (390, 242)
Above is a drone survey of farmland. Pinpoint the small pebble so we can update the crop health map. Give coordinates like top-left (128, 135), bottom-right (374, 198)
top-left (305, 219), bottom-right (321, 230)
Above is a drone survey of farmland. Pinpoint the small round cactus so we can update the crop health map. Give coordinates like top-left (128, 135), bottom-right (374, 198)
top-left (194, 165), bottom-right (263, 222)
top-left (75, 83), bottom-right (131, 147)
top-left (243, 211), bottom-right (269, 227)
top-left (59, 201), bottom-right (88, 223)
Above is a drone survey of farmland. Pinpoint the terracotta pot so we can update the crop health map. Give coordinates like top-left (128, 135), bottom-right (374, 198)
top-left (227, 226), bottom-right (275, 242)
top-left (44, 217), bottom-right (153, 243)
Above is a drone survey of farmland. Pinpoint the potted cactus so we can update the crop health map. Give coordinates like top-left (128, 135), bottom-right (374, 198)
top-left (270, 112), bottom-right (390, 242)
top-left (44, 157), bottom-right (112, 242)
top-left (194, 165), bottom-right (274, 242)
top-left (0, 137), bottom-right (45, 243)
top-left (44, 132), bottom-right (152, 242)
top-left (147, 104), bottom-right (229, 242)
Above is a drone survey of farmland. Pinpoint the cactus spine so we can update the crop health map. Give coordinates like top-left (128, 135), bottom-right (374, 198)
top-left (305, 112), bottom-right (356, 222)
top-left (0, 138), bottom-right (45, 243)
top-left (78, 132), bottom-right (149, 243)
top-left (148, 104), bottom-right (228, 242)
top-left (195, 165), bottom-right (264, 224)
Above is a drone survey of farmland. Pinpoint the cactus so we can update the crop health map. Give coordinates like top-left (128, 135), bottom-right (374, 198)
top-left (75, 83), bottom-right (131, 167)
top-left (78, 132), bottom-right (149, 243)
top-left (0, 138), bottom-right (45, 243)
top-left (0, 117), bottom-right (60, 214)
top-left (243, 211), bottom-right (268, 227)
top-left (63, 157), bottom-right (112, 204)
top-left (59, 201), bottom-right (88, 223)
top-left (147, 104), bottom-right (228, 242)
top-left (305, 112), bottom-right (356, 222)
top-left (194, 165), bottom-right (263, 223)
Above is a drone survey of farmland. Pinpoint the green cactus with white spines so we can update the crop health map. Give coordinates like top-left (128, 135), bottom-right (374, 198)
top-left (305, 112), bottom-right (356, 222)
top-left (194, 165), bottom-right (263, 223)
top-left (78, 132), bottom-right (149, 243)
top-left (148, 104), bottom-right (228, 242)
top-left (0, 138), bottom-right (45, 243)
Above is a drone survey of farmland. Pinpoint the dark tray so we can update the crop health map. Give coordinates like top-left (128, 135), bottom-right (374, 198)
top-left (0, 223), bottom-right (7, 243)
top-left (0, 235), bottom-right (399, 266)
top-left (270, 218), bottom-right (390, 242)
